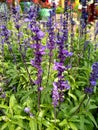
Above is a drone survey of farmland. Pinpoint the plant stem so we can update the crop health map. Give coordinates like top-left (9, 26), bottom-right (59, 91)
top-left (70, 94), bottom-right (87, 118)
top-left (17, 30), bottom-right (34, 86)
top-left (46, 51), bottom-right (52, 88)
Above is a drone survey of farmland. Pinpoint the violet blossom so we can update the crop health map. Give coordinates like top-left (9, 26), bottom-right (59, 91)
top-left (52, 34), bottom-right (72, 106)
top-left (0, 25), bottom-right (16, 63)
top-left (89, 62), bottom-right (98, 86)
top-left (46, 10), bottom-right (56, 88)
top-left (85, 62), bottom-right (98, 94)
top-left (30, 26), bottom-right (45, 110)
top-left (52, 82), bottom-right (59, 107)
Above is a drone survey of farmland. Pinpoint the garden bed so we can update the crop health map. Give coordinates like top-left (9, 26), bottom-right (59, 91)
top-left (0, 4), bottom-right (98, 130)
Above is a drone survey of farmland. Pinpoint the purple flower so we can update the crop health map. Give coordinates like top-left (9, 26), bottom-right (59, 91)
top-left (29, 112), bottom-right (34, 117)
top-left (53, 62), bottom-right (65, 72)
top-left (37, 31), bottom-right (45, 39)
top-left (90, 62), bottom-right (98, 86)
top-left (38, 87), bottom-right (43, 91)
top-left (90, 81), bottom-right (96, 86)
top-left (52, 82), bottom-right (59, 107)
top-left (64, 50), bottom-right (73, 57)
top-left (61, 80), bottom-right (70, 90)
top-left (24, 107), bottom-right (30, 113)
top-left (47, 11), bottom-right (56, 52)
top-left (85, 62), bottom-right (98, 94)
top-left (30, 26), bottom-right (46, 110)
top-left (1, 93), bottom-right (6, 98)
top-left (84, 87), bottom-right (93, 94)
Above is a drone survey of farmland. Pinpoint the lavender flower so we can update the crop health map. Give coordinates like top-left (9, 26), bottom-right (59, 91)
top-left (47, 11), bottom-right (56, 52)
top-left (29, 112), bottom-right (34, 117)
top-left (52, 82), bottom-right (59, 107)
top-left (24, 107), bottom-right (30, 113)
top-left (30, 26), bottom-right (45, 110)
top-left (84, 87), bottom-right (93, 94)
top-left (52, 10), bottom-right (72, 103)
top-left (1, 93), bottom-right (6, 98)
top-left (0, 25), bottom-right (16, 63)
top-left (80, 0), bottom-right (88, 37)
top-left (85, 62), bottom-right (98, 94)
top-left (46, 10), bottom-right (56, 88)
top-left (89, 62), bottom-right (98, 86)
top-left (63, 0), bottom-right (69, 42)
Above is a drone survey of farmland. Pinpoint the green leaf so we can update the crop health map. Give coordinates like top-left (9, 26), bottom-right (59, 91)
top-left (9, 94), bottom-right (17, 115)
top-left (46, 126), bottom-right (55, 130)
top-left (38, 110), bottom-right (45, 118)
top-left (42, 120), bottom-right (51, 127)
top-left (29, 118), bottom-right (37, 130)
top-left (14, 115), bottom-right (29, 120)
top-left (59, 119), bottom-right (67, 127)
top-left (69, 122), bottom-right (78, 130)
top-left (80, 115), bottom-right (85, 130)
top-left (88, 104), bottom-right (98, 110)
top-left (68, 93), bottom-right (77, 101)
top-left (69, 106), bottom-right (79, 115)
top-left (0, 105), bottom-right (8, 109)
top-left (15, 126), bottom-right (24, 130)
top-left (1, 122), bottom-right (9, 130)
top-left (64, 127), bottom-right (69, 130)
top-left (68, 75), bottom-right (75, 84)
top-left (86, 112), bottom-right (98, 128)
top-left (8, 123), bottom-right (15, 130)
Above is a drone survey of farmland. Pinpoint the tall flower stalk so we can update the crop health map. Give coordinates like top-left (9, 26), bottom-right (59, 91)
top-left (80, 0), bottom-right (88, 39)
top-left (52, 0), bottom-right (73, 110)
top-left (31, 28), bottom-right (45, 111)
top-left (69, 1), bottom-right (75, 50)
top-left (0, 25), bottom-right (16, 64)
top-left (12, 6), bottom-right (35, 86)
top-left (46, 10), bottom-right (56, 87)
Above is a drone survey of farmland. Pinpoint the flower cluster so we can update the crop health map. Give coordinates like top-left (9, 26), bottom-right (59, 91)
top-left (85, 62), bottom-right (98, 94)
top-left (47, 10), bottom-right (56, 54)
top-left (31, 27), bottom-right (45, 91)
top-left (25, 5), bottom-right (39, 24)
top-left (79, 0), bottom-right (88, 34)
top-left (24, 107), bottom-right (33, 117)
top-left (52, 82), bottom-right (59, 107)
top-left (90, 62), bottom-right (98, 86)
top-left (0, 25), bottom-right (16, 63)
top-left (12, 6), bottom-right (21, 31)
top-left (52, 24), bottom-right (73, 107)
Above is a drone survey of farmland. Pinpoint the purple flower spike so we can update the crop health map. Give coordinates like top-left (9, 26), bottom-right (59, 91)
top-left (52, 82), bottom-right (59, 107)
top-left (90, 62), bottom-right (98, 87)
top-left (85, 62), bottom-right (98, 95)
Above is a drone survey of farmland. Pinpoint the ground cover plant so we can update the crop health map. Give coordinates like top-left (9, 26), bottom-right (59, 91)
top-left (0, 1), bottom-right (98, 130)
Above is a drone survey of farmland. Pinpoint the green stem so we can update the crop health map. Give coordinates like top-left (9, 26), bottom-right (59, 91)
top-left (70, 94), bottom-right (87, 118)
